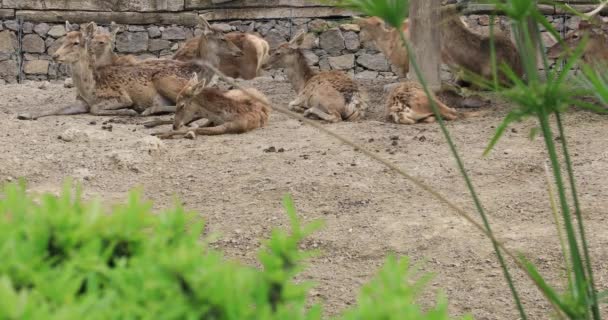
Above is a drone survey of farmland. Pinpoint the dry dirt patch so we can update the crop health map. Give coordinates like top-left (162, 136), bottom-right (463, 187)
top-left (0, 80), bottom-right (607, 319)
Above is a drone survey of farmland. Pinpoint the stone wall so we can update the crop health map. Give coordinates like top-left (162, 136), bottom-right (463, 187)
top-left (0, 14), bottom-right (591, 84)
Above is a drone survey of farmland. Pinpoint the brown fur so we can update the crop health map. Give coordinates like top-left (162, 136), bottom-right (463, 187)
top-left (264, 32), bottom-right (367, 122)
top-left (440, 5), bottom-right (523, 85)
top-left (386, 81), bottom-right (479, 124)
top-left (355, 16), bottom-right (410, 76)
top-left (547, 19), bottom-right (608, 66)
top-left (154, 75), bottom-right (271, 138)
top-left (173, 19), bottom-right (269, 80)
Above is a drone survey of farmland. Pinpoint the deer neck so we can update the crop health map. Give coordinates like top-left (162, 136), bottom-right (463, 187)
top-left (71, 49), bottom-right (97, 105)
top-left (285, 50), bottom-right (316, 93)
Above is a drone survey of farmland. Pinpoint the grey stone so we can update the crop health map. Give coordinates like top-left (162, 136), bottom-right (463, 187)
top-left (256, 20), bottom-right (276, 36)
top-left (4, 21), bottom-right (18, 32)
top-left (340, 24), bottom-right (360, 32)
top-left (357, 53), bottom-right (390, 71)
top-left (24, 60), bottom-right (49, 74)
top-left (211, 23), bottom-right (233, 32)
top-left (293, 18), bottom-right (310, 25)
top-left (567, 16), bottom-right (581, 30)
top-left (128, 25), bottom-right (147, 32)
top-left (47, 37), bottom-right (64, 56)
top-left (303, 50), bottom-right (319, 65)
top-left (24, 53), bottom-right (39, 60)
top-left (162, 26), bottom-right (186, 40)
top-left (0, 31), bottom-right (17, 55)
top-left (22, 34), bottom-right (45, 53)
top-left (0, 60), bottom-right (18, 81)
top-left (309, 19), bottom-right (329, 33)
top-left (329, 54), bottom-right (354, 70)
top-left (355, 70), bottom-right (378, 79)
top-left (0, 52), bottom-right (10, 61)
top-left (148, 26), bottom-right (161, 38)
top-left (237, 22), bottom-right (255, 33)
top-left (116, 32), bottom-right (148, 53)
top-left (319, 57), bottom-right (331, 71)
top-left (34, 23), bottom-right (51, 37)
top-left (23, 22), bottom-right (34, 34)
top-left (300, 33), bottom-right (318, 50)
top-left (0, 24), bottom-right (2, 32)
top-left (344, 31), bottom-right (360, 51)
top-left (148, 39), bottom-right (172, 52)
top-left (265, 29), bottom-right (286, 49)
top-left (48, 25), bottom-right (67, 38)
top-left (319, 28), bottom-right (345, 55)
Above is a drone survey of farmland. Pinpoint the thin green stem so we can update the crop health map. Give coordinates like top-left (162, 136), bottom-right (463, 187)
top-left (555, 113), bottom-right (600, 319)
top-left (544, 162), bottom-right (573, 290)
top-left (489, 14), bottom-right (498, 90)
top-left (537, 108), bottom-right (588, 316)
top-left (398, 31), bottom-right (528, 320)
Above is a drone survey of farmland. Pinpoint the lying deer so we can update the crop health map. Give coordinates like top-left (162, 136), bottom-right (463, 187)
top-left (355, 16), bottom-right (410, 76)
top-left (386, 81), bottom-right (481, 124)
top-left (91, 22), bottom-right (139, 67)
top-left (264, 32), bottom-right (367, 122)
top-left (153, 73), bottom-right (271, 139)
top-left (173, 16), bottom-right (269, 80)
top-left (547, 1), bottom-right (608, 66)
top-left (18, 21), bottom-right (239, 120)
top-left (440, 3), bottom-right (523, 86)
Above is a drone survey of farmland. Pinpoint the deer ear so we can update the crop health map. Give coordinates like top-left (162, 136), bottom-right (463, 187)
top-left (193, 78), bottom-right (207, 97)
top-left (65, 21), bottom-right (72, 31)
top-left (198, 14), bottom-right (214, 34)
top-left (110, 22), bottom-right (120, 39)
top-left (84, 22), bottom-right (97, 39)
top-left (289, 30), bottom-right (307, 48)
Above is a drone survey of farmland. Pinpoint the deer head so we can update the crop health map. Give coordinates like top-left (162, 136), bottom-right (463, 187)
top-left (263, 30), bottom-right (307, 70)
top-left (52, 21), bottom-right (86, 63)
top-left (174, 73), bottom-right (208, 130)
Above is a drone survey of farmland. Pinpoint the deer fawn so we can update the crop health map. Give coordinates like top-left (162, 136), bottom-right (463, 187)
top-left (18, 21), bottom-right (241, 120)
top-left (90, 22), bottom-right (139, 68)
top-left (386, 81), bottom-right (482, 125)
top-left (153, 73), bottom-right (271, 139)
top-left (264, 31), bottom-right (367, 122)
top-left (173, 16), bottom-right (269, 80)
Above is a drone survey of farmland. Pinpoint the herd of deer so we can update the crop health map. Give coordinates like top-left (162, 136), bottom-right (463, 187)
top-left (14, 2), bottom-right (608, 139)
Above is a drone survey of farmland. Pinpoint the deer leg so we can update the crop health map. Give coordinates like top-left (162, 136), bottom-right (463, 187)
top-left (143, 119), bottom-right (174, 128)
top-left (288, 96), bottom-right (307, 113)
top-left (303, 107), bottom-right (341, 123)
top-left (90, 97), bottom-right (138, 117)
top-left (191, 121), bottom-right (245, 136)
top-left (17, 98), bottom-right (89, 120)
top-left (140, 95), bottom-right (176, 116)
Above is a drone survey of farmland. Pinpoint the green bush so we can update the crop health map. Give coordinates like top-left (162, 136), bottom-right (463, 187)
top-left (0, 182), bottom-right (468, 320)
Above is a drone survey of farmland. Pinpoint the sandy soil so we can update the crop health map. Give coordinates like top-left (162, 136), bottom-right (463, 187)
top-left (0, 79), bottom-right (607, 319)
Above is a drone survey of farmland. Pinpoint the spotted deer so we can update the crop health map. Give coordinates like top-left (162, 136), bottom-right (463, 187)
top-left (386, 81), bottom-right (481, 124)
top-left (173, 16), bottom-right (269, 80)
top-left (547, 1), bottom-right (608, 66)
top-left (264, 32), bottom-right (367, 122)
top-left (355, 16), bottom-right (410, 76)
top-left (153, 73), bottom-right (271, 139)
top-left (18, 22), bottom-right (238, 120)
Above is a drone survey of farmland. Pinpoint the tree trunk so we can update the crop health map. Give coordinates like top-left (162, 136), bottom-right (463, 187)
top-left (409, 0), bottom-right (442, 91)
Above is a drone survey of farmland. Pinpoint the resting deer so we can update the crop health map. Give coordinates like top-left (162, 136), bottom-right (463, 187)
top-left (18, 22), bottom-right (240, 120)
top-left (386, 81), bottom-right (481, 124)
top-left (173, 16), bottom-right (269, 80)
top-left (91, 22), bottom-right (139, 67)
top-left (440, 3), bottom-right (523, 86)
top-left (547, 1), bottom-right (608, 66)
top-left (355, 16), bottom-right (410, 76)
top-left (153, 73), bottom-right (271, 139)
top-left (264, 32), bottom-right (367, 122)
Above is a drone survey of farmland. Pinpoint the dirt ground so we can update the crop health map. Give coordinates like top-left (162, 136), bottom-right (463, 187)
top-left (0, 79), bottom-right (606, 319)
